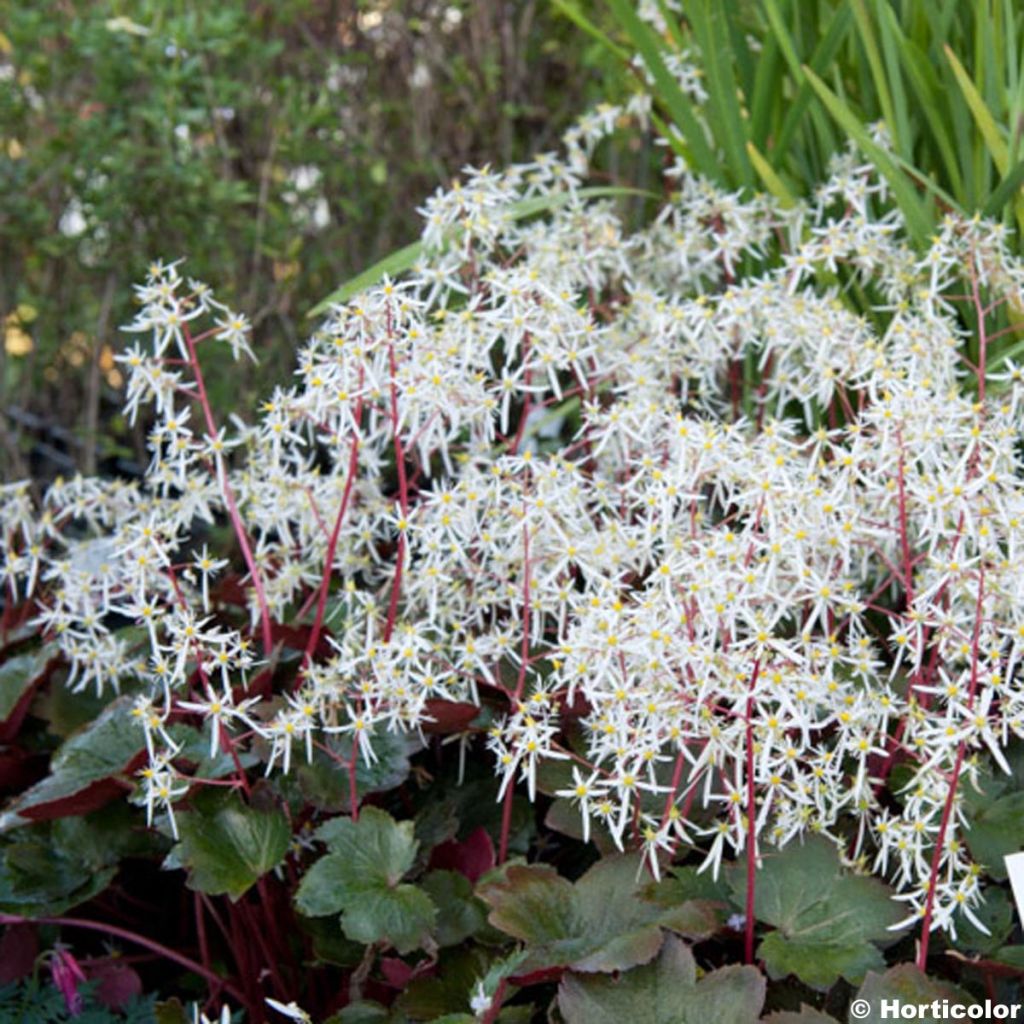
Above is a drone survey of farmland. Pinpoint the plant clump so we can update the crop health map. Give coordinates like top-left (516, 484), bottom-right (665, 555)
top-left (3, 75), bottom-right (1024, 1016)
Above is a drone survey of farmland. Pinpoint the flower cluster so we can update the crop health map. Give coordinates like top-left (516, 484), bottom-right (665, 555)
top-left (4, 86), bottom-right (1024, 946)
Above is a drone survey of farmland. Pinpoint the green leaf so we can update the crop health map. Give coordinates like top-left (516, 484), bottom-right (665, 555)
top-left (298, 915), bottom-right (365, 968)
top-left (945, 44), bottom-right (1008, 174)
top-left (551, 1), bottom-right (629, 62)
top-left (309, 240), bottom-right (421, 317)
top-left (480, 863), bottom-right (576, 945)
top-left (852, 965), bottom-right (974, 1023)
top-left (172, 792), bottom-right (290, 900)
top-left (544, 797), bottom-right (618, 854)
top-left (983, 158), bottom-right (1024, 218)
top-left (747, 141), bottom-right (796, 208)
top-left (758, 932), bottom-right (884, 990)
top-left (0, 647), bottom-right (51, 722)
top-left (334, 1002), bottom-right (401, 1024)
top-left (851, 0), bottom-right (901, 156)
top-left (802, 66), bottom-right (933, 245)
top-left (341, 884), bottom-right (436, 954)
top-left (683, 0), bottom-right (752, 187)
top-left (0, 835), bottom-right (116, 917)
top-left (420, 870), bottom-right (487, 947)
top-left (605, 0), bottom-right (721, 182)
top-left (728, 836), bottom-right (905, 989)
top-left (557, 934), bottom-right (764, 1024)
top-left (951, 886), bottom-right (1013, 955)
top-left (296, 807), bottom-right (436, 953)
top-left (895, 32), bottom-right (964, 199)
top-left (681, 964), bottom-right (767, 1024)
top-left (2, 695), bottom-right (142, 827)
top-left (395, 945), bottom-right (494, 1019)
top-left (314, 805), bottom-right (418, 883)
top-left (966, 791), bottom-right (1024, 878)
top-left (479, 854), bottom-right (719, 975)
top-left (296, 731), bottom-right (415, 810)
top-left (308, 187), bottom-right (656, 316)
top-left (768, 0), bottom-right (853, 160)
top-left (994, 945), bottom-right (1024, 968)
top-left (762, 1008), bottom-right (838, 1023)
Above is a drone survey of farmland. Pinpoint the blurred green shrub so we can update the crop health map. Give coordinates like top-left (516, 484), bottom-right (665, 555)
top-left (0, 0), bottom-right (624, 478)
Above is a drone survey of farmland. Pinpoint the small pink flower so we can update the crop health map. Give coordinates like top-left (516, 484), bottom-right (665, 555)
top-left (50, 947), bottom-right (87, 1017)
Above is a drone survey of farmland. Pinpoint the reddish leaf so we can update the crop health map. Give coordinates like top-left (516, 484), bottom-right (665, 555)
top-left (429, 826), bottom-right (495, 883)
top-left (558, 691), bottom-right (592, 720)
top-left (511, 965), bottom-right (565, 986)
top-left (0, 650), bottom-right (59, 743)
top-left (0, 749), bottom-right (47, 795)
top-left (87, 961), bottom-right (143, 1010)
top-left (245, 668), bottom-right (275, 700)
top-left (267, 621), bottom-right (333, 658)
top-left (380, 957), bottom-right (413, 989)
top-left (12, 703), bottom-right (147, 822)
top-left (211, 574), bottom-right (248, 608)
top-left (420, 700), bottom-right (479, 735)
top-left (0, 924), bottom-right (37, 983)
top-left (380, 954), bottom-right (436, 987)
top-left (17, 775), bottom-right (133, 822)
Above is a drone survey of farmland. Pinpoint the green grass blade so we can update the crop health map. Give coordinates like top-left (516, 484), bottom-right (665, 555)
top-left (749, 30), bottom-right (783, 150)
top-left (982, 158), bottom-right (1024, 218)
top-left (727, 8), bottom-right (758, 107)
top-left (896, 34), bottom-right (965, 201)
top-left (747, 141), bottom-right (796, 207)
top-left (651, 111), bottom-right (694, 162)
top-left (945, 43), bottom-right (1009, 174)
top-left (872, 0), bottom-right (912, 159)
top-left (851, 0), bottom-right (902, 155)
top-left (656, 0), bottom-right (686, 49)
top-left (606, 0), bottom-right (723, 183)
top-left (683, 0), bottom-right (752, 187)
top-left (1009, 73), bottom-right (1024, 168)
top-left (308, 187), bottom-right (659, 317)
top-left (552, 0), bottom-right (630, 62)
top-left (762, 0), bottom-right (803, 84)
top-left (803, 65), bottom-right (932, 244)
top-left (309, 241), bottom-right (424, 317)
top-left (889, 151), bottom-right (959, 211)
top-left (772, 1), bottom-right (854, 159)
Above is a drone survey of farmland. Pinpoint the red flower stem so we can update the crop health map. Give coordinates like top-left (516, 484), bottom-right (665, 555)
top-left (0, 912), bottom-right (245, 1004)
top-left (348, 744), bottom-right (360, 821)
top-left (917, 568), bottom-right (985, 969)
top-left (661, 751), bottom-right (686, 824)
top-left (193, 892), bottom-right (222, 1005)
top-left (514, 515), bottom-right (531, 703)
top-left (239, 891), bottom-right (289, 999)
top-left (383, 321), bottom-right (409, 645)
top-left (510, 334), bottom-right (533, 453)
top-left (298, 383), bottom-right (365, 684)
top-left (481, 977), bottom-right (508, 1024)
top-left (972, 263), bottom-right (989, 404)
top-left (744, 658), bottom-right (761, 966)
top-left (164, 565), bottom-right (251, 798)
top-left (498, 513), bottom-right (532, 864)
top-left (182, 323), bottom-right (273, 655)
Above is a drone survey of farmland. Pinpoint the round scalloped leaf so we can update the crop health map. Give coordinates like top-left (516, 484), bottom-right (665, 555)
top-left (727, 835), bottom-right (905, 989)
top-left (558, 934), bottom-right (764, 1024)
top-left (296, 807), bottom-right (436, 953)
top-left (852, 965), bottom-right (974, 1023)
top-left (479, 854), bottom-right (720, 975)
top-left (172, 791), bottom-right (290, 900)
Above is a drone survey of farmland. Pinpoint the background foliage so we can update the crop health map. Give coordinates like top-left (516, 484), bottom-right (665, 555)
top-left (0, 0), bottom-right (628, 481)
